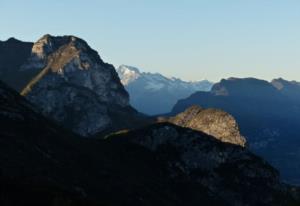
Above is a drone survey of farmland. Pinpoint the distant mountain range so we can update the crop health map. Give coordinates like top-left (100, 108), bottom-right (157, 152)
top-left (117, 65), bottom-right (213, 115)
top-left (172, 77), bottom-right (300, 185)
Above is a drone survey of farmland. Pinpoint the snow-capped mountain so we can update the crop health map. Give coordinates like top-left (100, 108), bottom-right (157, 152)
top-left (117, 65), bottom-right (213, 115)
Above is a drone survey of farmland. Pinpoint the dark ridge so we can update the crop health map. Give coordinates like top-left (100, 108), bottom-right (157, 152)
top-left (0, 37), bottom-right (34, 91)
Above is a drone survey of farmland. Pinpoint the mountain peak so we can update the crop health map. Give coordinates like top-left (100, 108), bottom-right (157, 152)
top-left (118, 64), bottom-right (141, 73)
top-left (28, 34), bottom-right (99, 63)
top-left (117, 65), bottom-right (141, 85)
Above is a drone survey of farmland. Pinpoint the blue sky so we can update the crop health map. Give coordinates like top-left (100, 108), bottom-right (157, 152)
top-left (1, 0), bottom-right (300, 82)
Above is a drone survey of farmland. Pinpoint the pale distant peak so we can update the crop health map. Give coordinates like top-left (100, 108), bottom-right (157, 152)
top-left (117, 65), bottom-right (141, 85)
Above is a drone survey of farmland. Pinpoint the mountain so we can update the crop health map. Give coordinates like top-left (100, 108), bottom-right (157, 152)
top-left (172, 77), bottom-right (300, 185)
top-left (117, 65), bottom-right (213, 115)
top-left (159, 105), bottom-right (246, 147)
top-left (0, 80), bottom-right (298, 206)
top-left (0, 35), bottom-right (149, 137)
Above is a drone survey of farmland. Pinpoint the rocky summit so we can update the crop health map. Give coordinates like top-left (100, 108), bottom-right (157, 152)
top-left (160, 105), bottom-right (246, 147)
top-left (0, 35), bottom-right (147, 136)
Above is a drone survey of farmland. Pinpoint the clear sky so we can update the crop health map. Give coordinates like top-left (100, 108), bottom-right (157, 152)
top-left (1, 0), bottom-right (300, 82)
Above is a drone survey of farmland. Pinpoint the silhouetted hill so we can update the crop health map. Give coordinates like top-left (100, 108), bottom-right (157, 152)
top-left (0, 37), bottom-right (37, 91)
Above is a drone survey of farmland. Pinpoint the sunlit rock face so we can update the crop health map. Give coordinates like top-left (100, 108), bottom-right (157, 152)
top-left (20, 34), bottom-right (132, 136)
top-left (160, 105), bottom-right (246, 147)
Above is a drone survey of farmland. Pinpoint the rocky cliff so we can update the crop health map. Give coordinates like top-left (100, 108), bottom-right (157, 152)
top-left (0, 35), bottom-right (147, 136)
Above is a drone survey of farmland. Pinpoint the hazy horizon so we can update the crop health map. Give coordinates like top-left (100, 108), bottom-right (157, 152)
top-left (1, 0), bottom-right (300, 82)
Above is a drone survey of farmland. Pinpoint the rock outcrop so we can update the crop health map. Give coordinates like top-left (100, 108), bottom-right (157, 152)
top-left (161, 105), bottom-right (246, 146)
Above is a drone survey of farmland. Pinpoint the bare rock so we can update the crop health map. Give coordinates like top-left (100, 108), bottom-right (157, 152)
top-left (162, 105), bottom-right (246, 147)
